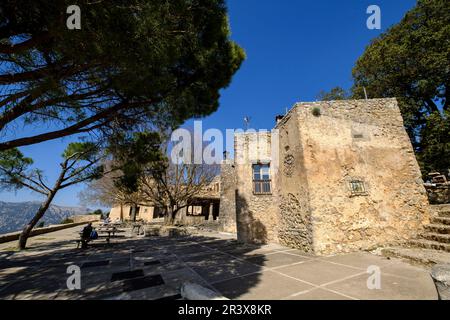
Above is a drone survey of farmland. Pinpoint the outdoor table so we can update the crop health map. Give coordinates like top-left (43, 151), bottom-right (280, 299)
top-left (98, 227), bottom-right (118, 243)
top-left (131, 223), bottom-right (143, 235)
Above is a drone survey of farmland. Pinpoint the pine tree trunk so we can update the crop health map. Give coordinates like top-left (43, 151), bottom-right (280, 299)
top-left (17, 166), bottom-right (66, 250)
top-left (17, 191), bottom-right (57, 250)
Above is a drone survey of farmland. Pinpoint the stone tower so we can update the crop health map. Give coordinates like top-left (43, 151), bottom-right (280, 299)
top-left (219, 98), bottom-right (431, 255)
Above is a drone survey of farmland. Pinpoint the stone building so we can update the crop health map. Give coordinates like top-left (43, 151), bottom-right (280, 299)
top-left (109, 177), bottom-right (221, 225)
top-left (109, 204), bottom-right (162, 223)
top-left (219, 98), bottom-right (431, 255)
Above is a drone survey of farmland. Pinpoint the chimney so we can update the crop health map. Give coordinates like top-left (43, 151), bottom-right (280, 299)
top-left (275, 115), bottom-right (284, 125)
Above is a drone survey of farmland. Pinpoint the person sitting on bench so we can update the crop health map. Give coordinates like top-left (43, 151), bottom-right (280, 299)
top-left (80, 223), bottom-right (93, 249)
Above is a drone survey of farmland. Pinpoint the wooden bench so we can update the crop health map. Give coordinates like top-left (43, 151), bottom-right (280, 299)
top-left (75, 230), bottom-right (97, 249)
top-left (75, 237), bottom-right (92, 249)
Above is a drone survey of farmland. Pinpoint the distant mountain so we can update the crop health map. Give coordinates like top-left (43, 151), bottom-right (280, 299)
top-left (0, 201), bottom-right (89, 234)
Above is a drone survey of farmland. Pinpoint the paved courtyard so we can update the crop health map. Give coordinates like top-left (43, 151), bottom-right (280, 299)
top-left (0, 226), bottom-right (439, 300)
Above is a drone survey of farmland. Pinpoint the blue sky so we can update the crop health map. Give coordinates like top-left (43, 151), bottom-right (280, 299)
top-left (0, 0), bottom-right (417, 208)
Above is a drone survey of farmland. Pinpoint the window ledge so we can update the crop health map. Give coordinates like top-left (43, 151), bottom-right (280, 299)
top-left (349, 193), bottom-right (369, 198)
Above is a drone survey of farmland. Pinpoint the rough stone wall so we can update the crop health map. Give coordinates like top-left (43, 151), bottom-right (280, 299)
top-left (219, 160), bottom-right (238, 233)
top-left (234, 132), bottom-right (279, 244)
top-left (275, 112), bottom-right (314, 252)
top-left (296, 98), bottom-right (430, 255)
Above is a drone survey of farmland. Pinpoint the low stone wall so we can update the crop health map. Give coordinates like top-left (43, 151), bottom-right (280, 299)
top-left (176, 215), bottom-right (216, 226)
top-left (426, 185), bottom-right (450, 205)
top-left (188, 221), bottom-right (224, 232)
top-left (144, 225), bottom-right (190, 237)
top-left (0, 221), bottom-right (96, 244)
top-left (70, 214), bottom-right (102, 223)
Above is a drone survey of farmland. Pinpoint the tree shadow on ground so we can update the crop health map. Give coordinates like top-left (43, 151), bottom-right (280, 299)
top-left (0, 221), bottom-right (271, 300)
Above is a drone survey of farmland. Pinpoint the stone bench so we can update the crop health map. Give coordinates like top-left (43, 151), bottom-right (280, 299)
top-left (431, 264), bottom-right (450, 300)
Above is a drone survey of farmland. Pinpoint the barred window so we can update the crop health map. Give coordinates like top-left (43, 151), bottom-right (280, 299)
top-left (350, 180), bottom-right (366, 195)
top-left (253, 164), bottom-right (271, 195)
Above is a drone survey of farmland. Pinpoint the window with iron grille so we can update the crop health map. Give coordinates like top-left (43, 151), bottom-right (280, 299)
top-left (253, 164), bottom-right (271, 195)
top-left (350, 180), bottom-right (366, 195)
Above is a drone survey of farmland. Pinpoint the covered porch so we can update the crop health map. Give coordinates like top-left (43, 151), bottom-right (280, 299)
top-left (176, 198), bottom-right (221, 225)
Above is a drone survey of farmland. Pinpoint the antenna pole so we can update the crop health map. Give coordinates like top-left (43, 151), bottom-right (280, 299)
top-left (243, 116), bottom-right (251, 130)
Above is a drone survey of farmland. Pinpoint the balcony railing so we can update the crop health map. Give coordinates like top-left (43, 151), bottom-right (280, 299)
top-left (253, 180), bottom-right (272, 195)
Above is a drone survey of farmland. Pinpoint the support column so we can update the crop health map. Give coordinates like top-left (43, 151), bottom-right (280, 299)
top-left (208, 203), bottom-right (214, 221)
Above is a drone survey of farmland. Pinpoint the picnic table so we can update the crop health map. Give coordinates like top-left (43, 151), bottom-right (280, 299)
top-left (97, 226), bottom-right (121, 243)
top-left (76, 226), bottom-right (124, 248)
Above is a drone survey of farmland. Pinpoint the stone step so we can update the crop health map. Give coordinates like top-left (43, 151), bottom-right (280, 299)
top-left (431, 204), bottom-right (450, 212)
top-left (382, 247), bottom-right (450, 267)
top-left (439, 211), bottom-right (450, 218)
top-left (431, 217), bottom-right (450, 226)
top-left (424, 224), bottom-right (450, 234)
top-left (421, 232), bottom-right (450, 244)
top-left (409, 239), bottom-right (450, 252)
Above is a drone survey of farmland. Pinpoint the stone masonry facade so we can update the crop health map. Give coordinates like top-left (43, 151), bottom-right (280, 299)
top-left (219, 98), bottom-right (431, 255)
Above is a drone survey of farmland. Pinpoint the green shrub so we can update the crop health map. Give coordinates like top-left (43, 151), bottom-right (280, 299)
top-left (89, 209), bottom-right (103, 216)
top-left (312, 107), bottom-right (321, 117)
top-left (60, 218), bottom-right (74, 225)
top-left (36, 222), bottom-right (45, 228)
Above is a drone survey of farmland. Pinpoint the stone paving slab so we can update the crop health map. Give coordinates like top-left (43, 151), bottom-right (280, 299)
top-left (162, 268), bottom-right (211, 290)
top-left (286, 288), bottom-right (353, 300)
top-left (212, 270), bottom-right (314, 300)
top-left (223, 246), bottom-right (283, 258)
top-left (244, 252), bottom-right (309, 268)
top-left (274, 259), bottom-right (363, 286)
top-left (379, 261), bottom-right (438, 280)
top-left (190, 259), bottom-right (261, 284)
top-left (320, 252), bottom-right (396, 269)
top-left (325, 272), bottom-right (438, 300)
